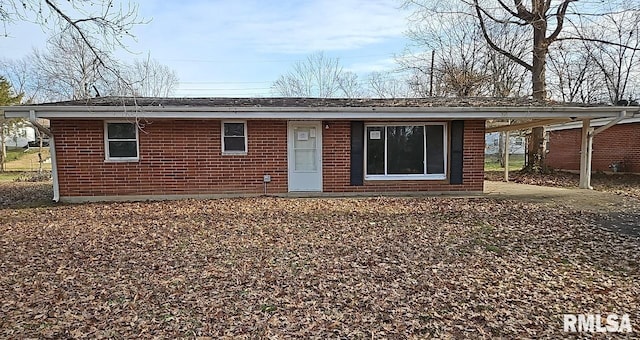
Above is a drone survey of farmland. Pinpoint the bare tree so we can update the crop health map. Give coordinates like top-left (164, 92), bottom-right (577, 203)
top-left (107, 55), bottom-right (179, 97)
top-left (402, 6), bottom-right (528, 98)
top-left (580, 10), bottom-right (640, 104)
top-left (367, 71), bottom-right (412, 98)
top-left (484, 24), bottom-right (529, 97)
top-left (0, 76), bottom-right (23, 171)
top-left (3, 33), bottom-right (179, 102)
top-left (1, 0), bottom-right (143, 82)
top-left (547, 42), bottom-right (604, 103)
top-left (30, 31), bottom-right (108, 100)
top-left (0, 57), bottom-right (47, 103)
top-left (337, 71), bottom-right (363, 98)
top-left (272, 52), bottom-right (361, 98)
top-left (403, 0), bottom-right (640, 172)
top-left (125, 57), bottom-right (179, 97)
top-left (401, 13), bottom-right (491, 97)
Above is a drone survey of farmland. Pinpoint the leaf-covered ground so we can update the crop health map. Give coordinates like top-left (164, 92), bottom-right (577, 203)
top-left (1, 194), bottom-right (638, 338)
top-left (0, 181), bottom-right (54, 209)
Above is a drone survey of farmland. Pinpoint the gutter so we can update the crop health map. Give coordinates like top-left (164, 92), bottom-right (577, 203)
top-left (29, 110), bottom-right (59, 202)
top-left (3, 104), bottom-right (635, 113)
top-left (3, 104), bottom-right (636, 120)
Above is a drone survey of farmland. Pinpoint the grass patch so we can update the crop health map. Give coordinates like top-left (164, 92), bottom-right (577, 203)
top-left (484, 154), bottom-right (525, 171)
top-left (4, 148), bottom-right (28, 162)
top-left (3, 147), bottom-right (51, 172)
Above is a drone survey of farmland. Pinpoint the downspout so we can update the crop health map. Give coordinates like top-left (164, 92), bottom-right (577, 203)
top-left (29, 110), bottom-right (59, 202)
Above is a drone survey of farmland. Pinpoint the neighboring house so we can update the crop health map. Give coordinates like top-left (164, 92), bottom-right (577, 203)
top-left (2, 119), bottom-right (50, 148)
top-left (484, 132), bottom-right (526, 155)
top-left (2, 125), bottom-right (35, 148)
top-left (2, 97), bottom-right (630, 202)
top-left (547, 117), bottom-right (640, 173)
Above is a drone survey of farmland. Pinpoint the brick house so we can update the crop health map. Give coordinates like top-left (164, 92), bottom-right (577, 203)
top-left (546, 117), bottom-right (640, 173)
top-left (2, 97), bottom-right (629, 202)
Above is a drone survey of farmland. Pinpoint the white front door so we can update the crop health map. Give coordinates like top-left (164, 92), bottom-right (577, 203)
top-left (288, 121), bottom-right (322, 192)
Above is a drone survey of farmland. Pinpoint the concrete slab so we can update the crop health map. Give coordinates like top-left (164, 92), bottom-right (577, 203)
top-left (484, 180), bottom-right (635, 213)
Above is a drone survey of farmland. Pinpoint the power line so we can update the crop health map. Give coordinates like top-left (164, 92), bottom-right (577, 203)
top-left (162, 53), bottom-right (400, 65)
top-left (178, 81), bottom-right (272, 85)
top-left (177, 87), bottom-right (273, 91)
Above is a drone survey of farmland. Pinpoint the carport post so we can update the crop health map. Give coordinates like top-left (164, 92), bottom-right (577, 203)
top-left (503, 130), bottom-right (509, 182)
top-left (579, 119), bottom-right (593, 189)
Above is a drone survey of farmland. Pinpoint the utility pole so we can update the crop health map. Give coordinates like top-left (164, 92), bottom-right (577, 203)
top-left (429, 50), bottom-right (435, 97)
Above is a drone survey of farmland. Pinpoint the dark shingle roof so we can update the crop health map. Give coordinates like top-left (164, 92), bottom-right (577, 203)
top-left (34, 96), bottom-right (603, 108)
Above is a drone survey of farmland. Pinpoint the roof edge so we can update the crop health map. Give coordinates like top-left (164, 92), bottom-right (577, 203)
top-left (2, 105), bottom-right (634, 120)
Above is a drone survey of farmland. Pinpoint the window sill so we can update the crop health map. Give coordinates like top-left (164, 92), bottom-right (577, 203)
top-left (365, 174), bottom-right (446, 181)
top-left (105, 158), bottom-right (139, 163)
top-left (222, 151), bottom-right (247, 156)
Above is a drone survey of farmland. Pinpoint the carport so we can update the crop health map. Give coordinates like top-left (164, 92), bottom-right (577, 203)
top-left (485, 107), bottom-right (634, 189)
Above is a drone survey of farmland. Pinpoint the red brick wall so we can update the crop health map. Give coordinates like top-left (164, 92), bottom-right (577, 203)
top-left (322, 120), bottom-right (485, 192)
top-left (546, 123), bottom-right (640, 173)
top-left (51, 119), bottom-right (288, 197)
top-left (51, 119), bottom-right (485, 198)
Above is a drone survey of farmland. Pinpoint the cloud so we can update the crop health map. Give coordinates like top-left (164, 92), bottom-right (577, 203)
top-left (140, 0), bottom-right (408, 55)
top-left (244, 0), bottom-right (408, 53)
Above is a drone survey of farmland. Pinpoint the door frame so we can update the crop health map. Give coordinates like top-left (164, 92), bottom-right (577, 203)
top-left (287, 120), bottom-right (323, 192)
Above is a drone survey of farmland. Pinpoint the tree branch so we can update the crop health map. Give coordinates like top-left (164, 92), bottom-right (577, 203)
top-left (556, 37), bottom-right (640, 51)
top-left (512, 0), bottom-right (534, 21)
top-left (476, 5), bottom-right (529, 26)
top-left (43, 0), bottom-right (107, 69)
top-left (496, 0), bottom-right (519, 18)
top-left (474, 1), bottom-right (532, 71)
top-left (546, 0), bottom-right (576, 43)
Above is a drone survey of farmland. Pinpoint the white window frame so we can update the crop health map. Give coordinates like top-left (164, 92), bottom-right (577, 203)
top-left (104, 121), bottom-right (139, 162)
top-left (221, 120), bottom-right (248, 155)
top-left (364, 122), bottom-right (447, 181)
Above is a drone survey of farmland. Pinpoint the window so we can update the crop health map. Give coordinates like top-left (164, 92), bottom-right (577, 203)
top-left (105, 122), bottom-right (138, 161)
top-left (365, 123), bottom-right (446, 180)
top-left (222, 121), bottom-right (247, 154)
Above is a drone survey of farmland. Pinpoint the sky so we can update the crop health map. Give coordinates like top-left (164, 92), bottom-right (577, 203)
top-left (0, 0), bottom-right (413, 97)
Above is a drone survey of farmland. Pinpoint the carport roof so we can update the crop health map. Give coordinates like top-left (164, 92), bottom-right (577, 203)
top-left (3, 96), bottom-right (637, 120)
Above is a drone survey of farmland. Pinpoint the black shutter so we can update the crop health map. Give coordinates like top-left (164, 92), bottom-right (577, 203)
top-left (450, 120), bottom-right (464, 184)
top-left (350, 121), bottom-right (364, 186)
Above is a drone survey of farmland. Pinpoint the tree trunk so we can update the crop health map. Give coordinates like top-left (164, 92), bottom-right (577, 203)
top-left (525, 1), bottom-right (549, 173)
top-left (498, 132), bottom-right (505, 167)
top-left (36, 129), bottom-right (43, 174)
top-left (0, 127), bottom-right (5, 172)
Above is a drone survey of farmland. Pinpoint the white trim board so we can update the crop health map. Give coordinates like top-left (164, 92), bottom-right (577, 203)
top-left (546, 117), bottom-right (640, 131)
